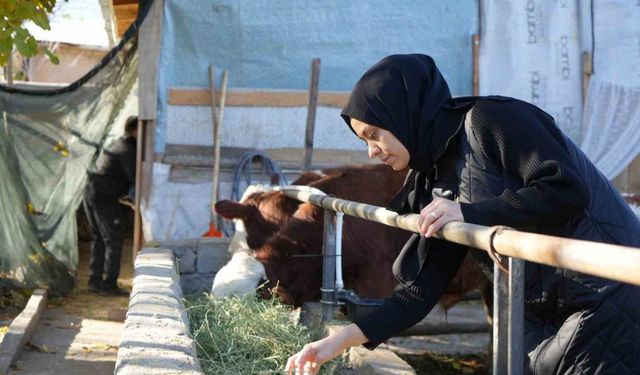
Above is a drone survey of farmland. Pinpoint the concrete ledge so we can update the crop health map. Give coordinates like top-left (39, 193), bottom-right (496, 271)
top-left (324, 323), bottom-right (416, 375)
top-left (159, 237), bottom-right (231, 295)
top-left (348, 344), bottom-right (416, 375)
top-left (114, 247), bottom-right (204, 375)
top-left (0, 289), bottom-right (48, 375)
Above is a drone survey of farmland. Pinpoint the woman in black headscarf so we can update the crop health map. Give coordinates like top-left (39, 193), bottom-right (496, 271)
top-left (286, 54), bottom-right (640, 375)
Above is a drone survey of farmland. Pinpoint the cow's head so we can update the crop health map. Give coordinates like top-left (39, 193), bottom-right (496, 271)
top-left (253, 202), bottom-right (325, 306)
top-left (216, 190), bottom-right (301, 250)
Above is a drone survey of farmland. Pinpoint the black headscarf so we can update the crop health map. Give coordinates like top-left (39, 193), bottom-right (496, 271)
top-left (341, 54), bottom-right (476, 286)
top-left (341, 54), bottom-right (452, 173)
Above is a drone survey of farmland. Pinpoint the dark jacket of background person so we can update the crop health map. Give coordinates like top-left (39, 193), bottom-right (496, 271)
top-left (342, 55), bottom-right (640, 375)
top-left (89, 135), bottom-right (137, 198)
top-left (83, 118), bottom-right (137, 293)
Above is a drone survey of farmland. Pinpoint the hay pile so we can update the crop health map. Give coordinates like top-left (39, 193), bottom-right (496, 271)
top-left (185, 294), bottom-right (346, 374)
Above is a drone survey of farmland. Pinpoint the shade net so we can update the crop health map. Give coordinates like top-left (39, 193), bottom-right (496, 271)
top-left (0, 0), bottom-right (152, 295)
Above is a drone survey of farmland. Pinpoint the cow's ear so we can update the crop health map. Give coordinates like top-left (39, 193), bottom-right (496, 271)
top-left (215, 200), bottom-right (254, 220)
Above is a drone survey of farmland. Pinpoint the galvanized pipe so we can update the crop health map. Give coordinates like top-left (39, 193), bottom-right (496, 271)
top-left (335, 212), bottom-right (345, 291)
top-left (493, 263), bottom-right (509, 374)
top-left (321, 210), bottom-right (337, 321)
top-left (509, 258), bottom-right (525, 375)
top-left (281, 188), bottom-right (640, 287)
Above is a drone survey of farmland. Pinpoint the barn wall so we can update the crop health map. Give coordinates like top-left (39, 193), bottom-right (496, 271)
top-left (26, 44), bottom-right (107, 84)
top-left (145, 1), bottom-right (480, 240)
top-left (156, 0), bottom-right (480, 153)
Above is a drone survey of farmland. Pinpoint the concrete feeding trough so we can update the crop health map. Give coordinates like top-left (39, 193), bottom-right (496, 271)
top-left (114, 240), bottom-right (416, 375)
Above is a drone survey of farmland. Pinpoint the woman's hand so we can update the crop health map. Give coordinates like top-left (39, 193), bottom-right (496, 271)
top-left (285, 324), bottom-right (368, 375)
top-left (418, 197), bottom-right (464, 238)
top-left (285, 337), bottom-right (341, 375)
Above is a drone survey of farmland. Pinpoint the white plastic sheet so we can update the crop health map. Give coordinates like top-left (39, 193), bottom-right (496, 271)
top-left (579, 2), bottom-right (640, 179)
top-left (479, 0), bottom-right (583, 141)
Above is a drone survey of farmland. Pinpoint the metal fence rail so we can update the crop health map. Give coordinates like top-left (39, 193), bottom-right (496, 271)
top-left (280, 186), bottom-right (640, 375)
top-left (281, 188), bottom-right (640, 286)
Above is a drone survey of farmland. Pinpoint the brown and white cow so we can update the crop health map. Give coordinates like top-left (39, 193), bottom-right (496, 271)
top-left (214, 164), bottom-right (488, 309)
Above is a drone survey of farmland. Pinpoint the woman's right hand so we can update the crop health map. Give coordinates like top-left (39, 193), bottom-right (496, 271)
top-left (285, 323), bottom-right (369, 374)
top-left (285, 337), bottom-right (341, 375)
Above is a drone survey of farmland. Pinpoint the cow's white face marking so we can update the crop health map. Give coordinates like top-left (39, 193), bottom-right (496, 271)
top-left (311, 169), bottom-right (327, 177)
top-left (227, 184), bottom-right (274, 256)
top-left (211, 251), bottom-right (266, 297)
top-left (212, 184), bottom-right (278, 297)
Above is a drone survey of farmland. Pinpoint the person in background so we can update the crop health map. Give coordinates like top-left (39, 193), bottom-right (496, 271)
top-left (286, 55), bottom-right (640, 375)
top-left (83, 116), bottom-right (137, 296)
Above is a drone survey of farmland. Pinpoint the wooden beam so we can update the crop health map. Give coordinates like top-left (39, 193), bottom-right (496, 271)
top-left (117, 20), bottom-right (135, 34)
top-left (168, 88), bottom-right (350, 108)
top-left (138, 0), bottom-right (162, 119)
top-left (116, 16), bottom-right (137, 22)
top-left (113, 0), bottom-right (137, 5)
top-left (0, 289), bottom-right (47, 373)
top-left (114, 3), bottom-right (138, 13)
top-left (134, 0), bottom-right (162, 256)
top-left (133, 119), bottom-right (144, 257)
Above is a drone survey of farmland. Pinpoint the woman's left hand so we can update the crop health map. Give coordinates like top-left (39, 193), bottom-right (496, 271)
top-left (418, 198), bottom-right (464, 238)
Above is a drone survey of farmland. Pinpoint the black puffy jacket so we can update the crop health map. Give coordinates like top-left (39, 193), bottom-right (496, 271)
top-left (356, 97), bottom-right (640, 374)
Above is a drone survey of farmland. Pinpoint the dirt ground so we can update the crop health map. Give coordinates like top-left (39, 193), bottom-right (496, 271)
top-left (49, 237), bottom-right (133, 321)
top-left (3, 216), bottom-right (134, 375)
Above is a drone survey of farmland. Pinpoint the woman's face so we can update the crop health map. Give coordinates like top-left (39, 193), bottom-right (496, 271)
top-left (350, 118), bottom-right (410, 171)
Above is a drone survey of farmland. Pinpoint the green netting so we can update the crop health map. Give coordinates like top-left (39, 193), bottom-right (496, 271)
top-left (0, 5), bottom-right (147, 295)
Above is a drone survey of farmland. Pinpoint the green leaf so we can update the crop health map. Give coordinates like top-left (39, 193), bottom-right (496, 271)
top-left (0, 0), bottom-right (59, 67)
top-left (44, 47), bottom-right (59, 65)
top-left (13, 35), bottom-right (29, 55)
top-left (0, 35), bottom-right (12, 54)
top-left (14, 33), bottom-right (37, 57)
top-left (25, 35), bottom-right (38, 55)
top-left (31, 11), bottom-right (51, 30)
top-left (14, 26), bottom-right (28, 39)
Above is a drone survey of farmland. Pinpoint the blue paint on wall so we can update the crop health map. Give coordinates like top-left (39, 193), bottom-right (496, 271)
top-left (157, 0), bottom-right (479, 152)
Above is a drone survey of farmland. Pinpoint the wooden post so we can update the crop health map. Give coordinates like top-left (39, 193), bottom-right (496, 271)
top-left (303, 58), bottom-right (321, 171)
top-left (0, 289), bottom-right (47, 373)
top-left (472, 34), bottom-right (480, 96)
top-left (208, 67), bottom-right (229, 234)
top-left (133, 119), bottom-right (145, 257)
top-left (135, 0), bottom-right (163, 256)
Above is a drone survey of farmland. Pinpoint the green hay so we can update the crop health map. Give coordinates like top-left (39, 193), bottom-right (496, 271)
top-left (184, 294), bottom-right (347, 375)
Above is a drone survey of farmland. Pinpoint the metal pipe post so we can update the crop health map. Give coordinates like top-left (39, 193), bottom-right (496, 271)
top-left (509, 258), bottom-right (525, 375)
top-left (335, 212), bottom-right (345, 290)
top-left (493, 264), bottom-right (509, 374)
top-left (321, 210), bottom-right (337, 321)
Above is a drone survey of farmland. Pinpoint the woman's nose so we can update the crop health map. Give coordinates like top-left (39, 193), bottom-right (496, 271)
top-left (368, 144), bottom-right (379, 158)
